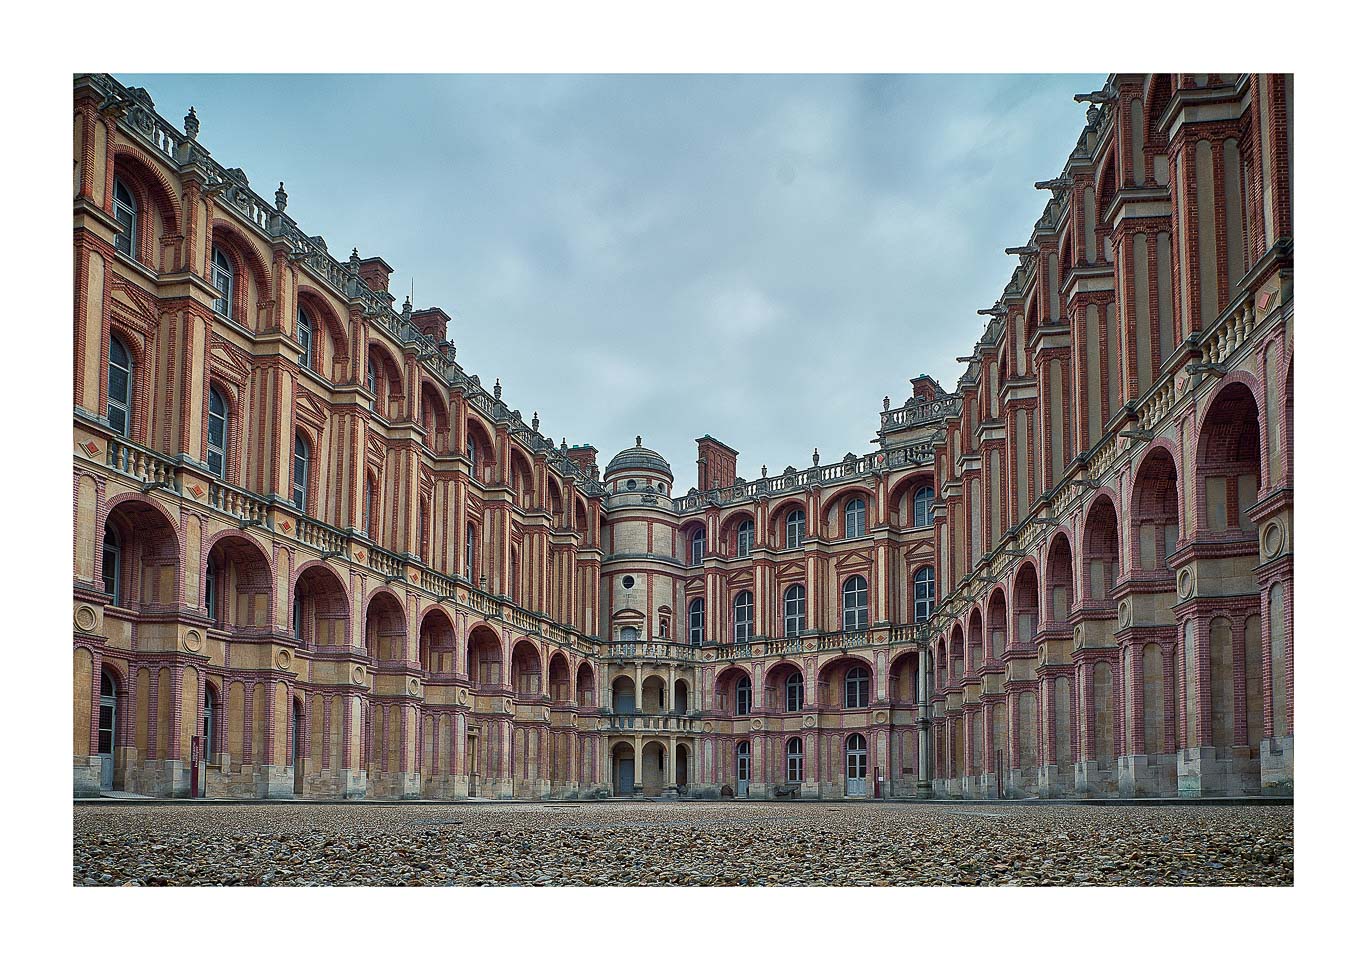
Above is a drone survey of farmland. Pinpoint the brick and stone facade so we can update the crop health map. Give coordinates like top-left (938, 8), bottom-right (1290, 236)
top-left (72, 72), bottom-right (1292, 801)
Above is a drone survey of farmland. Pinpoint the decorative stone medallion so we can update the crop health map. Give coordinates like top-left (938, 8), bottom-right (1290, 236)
top-left (503, 697), bottom-right (514, 714)
top-left (874, 711), bottom-right (888, 724)
top-left (703, 721), bottom-right (714, 733)
top-left (1117, 599), bottom-right (1132, 629)
top-left (408, 677), bottom-right (421, 696)
top-left (802, 714), bottom-right (817, 729)
top-left (276, 648), bottom-right (293, 670)
top-left (1176, 567), bottom-right (1194, 600)
top-left (182, 629), bottom-right (204, 654)
top-left (750, 719), bottom-right (762, 731)
top-left (352, 665), bottom-right (366, 685)
top-left (1261, 520), bottom-right (1284, 560)
top-left (457, 688), bottom-right (469, 705)
top-left (73, 604), bottom-right (98, 632)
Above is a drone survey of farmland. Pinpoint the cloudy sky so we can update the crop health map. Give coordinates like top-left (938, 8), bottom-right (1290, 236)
top-left (124, 73), bottom-right (1101, 489)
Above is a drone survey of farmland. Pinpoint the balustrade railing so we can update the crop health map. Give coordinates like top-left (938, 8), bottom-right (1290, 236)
top-left (295, 515), bottom-right (346, 555)
top-left (105, 438), bottom-right (178, 490)
top-left (206, 482), bottom-right (271, 528)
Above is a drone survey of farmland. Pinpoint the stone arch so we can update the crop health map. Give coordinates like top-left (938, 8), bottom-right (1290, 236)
top-left (1195, 380), bottom-right (1262, 534)
top-left (364, 589), bottom-right (407, 663)
top-left (418, 605), bottom-right (459, 675)
top-left (641, 739), bottom-right (668, 797)
top-left (419, 377), bottom-right (452, 454)
top-left (1044, 531), bottom-right (1075, 625)
top-left (986, 587), bottom-right (1008, 660)
top-left (110, 145), bottom-right (183, 250)
top-left (967, 605), bottom-right (985, 673)
top-left (714, 665), bottom-right (753, 715)
top-left (292, 560), bottom-right (349, 649)
top-left (1131, 443), bottom-right (1182, 573)
top-left (575, 661), bottom-right (596, 707)
top-left (720, 509), bottom-right (757, 557)
top-left (547, 651), bottom-right (571, 702)
top-left (640, 673), bottom-right (668, 714)
top-left (466, 623), bottom-right (504, 690)
top-left (1082, 492), bottom-right (1121, 604)
top-left (816, 654), bottom-right (874, 708)
top-left (204, 530), bottom-right (272, 632)
top-left (1013, 560), bottom-right (1040, 648)
top-left (889, 649), bottom-right (919, 706)
top-left (765, 659), bottom-right (806, 712)
top-left (510, 640), bottom-right (543, 698)
top-left (296, 286), bottom-right (350, 376)
top-left (209, 219), bottom-right (272, 329)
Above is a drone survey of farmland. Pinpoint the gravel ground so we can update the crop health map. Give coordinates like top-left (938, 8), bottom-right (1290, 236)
top-left (72, 801), bottom-right (1292, 887)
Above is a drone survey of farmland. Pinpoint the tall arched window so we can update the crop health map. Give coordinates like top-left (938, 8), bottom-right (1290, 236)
top-left (366, 359), bottom-right (378, 410)
top-left (112, 177), bottom-right (136, 256)
top-left (363, 475), bottom-right (375, 539)
top-left (736, 518), bottom-right (755, 558)
top-left (466, 435), bottom-right (477, 469)
top-left (786, 508), bottom-right (805, 548)
top-left (735, 675), bottom-right (752, 716)
top-left (204, 557), bottom-right (218, 622)
top-left (465, 523), bottom-right (477, 580)
top-left (914, 566), bottom-right (936, 622)
top-left (844, 497), bottom-right (867, 539)
top-left (106, 335), bottom-right (132, 438)
top-left (783, 584), bottom-right (806, 638)
top-left (297, 307), bottom-right (314, 370)
top-left (733, 590), bottom-right (754, 643)
top-left (842, 574), bottom-right (869, 632)
top-left (206, 387), bottom-right (228, 479)
top-left (786, 737), bottom-right (804, 783)
top-left (202, 685), bottom-right (218, 767)
top-left (419, 500), bottom-right (429, 561)
top-left (913, 485), bottom-right (934, 528)
top-left (101, 527), bottom-right (121, 601)
top-left (292, 433), bottom-right (309, 511)
top-left (210, 245), bottom-right (234, 318)
top-left (785, 672), bottom-right (804, 712)
top-left (688, 598), bottom-right (705, 646)
top-left (844, 665), bottom-right (870, 708)
top-left (690, 527), bottom-right (706, 565)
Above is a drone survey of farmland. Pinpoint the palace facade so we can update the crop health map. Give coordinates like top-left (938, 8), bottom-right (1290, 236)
top-left (71, 72), bottom-right (1292, 801)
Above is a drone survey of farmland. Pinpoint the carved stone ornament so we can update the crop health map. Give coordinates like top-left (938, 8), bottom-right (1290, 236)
top-left (352, 665), bottom-right (366, 685)
top-left (74, 604), bottom-right (98, 633)
top-left (1176, 568), bottom-right (1194, 600)
top-left (1261, 520), bottom-right (1284, 560)
top-left (276, 648), bottom-right (293, 670)
top-left (182, 629), bottom-right (204, 654)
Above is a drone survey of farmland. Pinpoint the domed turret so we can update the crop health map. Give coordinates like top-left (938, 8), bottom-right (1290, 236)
top-left (605, 436), bottom-right (673, 481)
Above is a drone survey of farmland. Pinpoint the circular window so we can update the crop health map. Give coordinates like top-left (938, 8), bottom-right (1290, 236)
top-left (623, 576), bottom-right (635, 589)
top-left (626, 479), bottom-right (637, 490)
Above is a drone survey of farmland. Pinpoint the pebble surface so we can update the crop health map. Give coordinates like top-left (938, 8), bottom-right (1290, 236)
top-left (73, 801), bottom-right (1292, 887)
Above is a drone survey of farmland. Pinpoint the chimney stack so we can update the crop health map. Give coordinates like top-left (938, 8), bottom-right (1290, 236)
top-left (411, 307), bottom-right (451, 342)
top-left (696, 435), bottom-right (739, 491)
top-left (357, 256), bottom-right (394, 294)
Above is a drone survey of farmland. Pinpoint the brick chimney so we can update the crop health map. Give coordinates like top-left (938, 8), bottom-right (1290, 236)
top-left (358, 256), bottom-right (394, 294)
top-left (910, 374), bottom-right (943, 401)
top-left (696, 435), bottom-right (738, 491)
top-left (566, 444), bottom-right (598, 478)
top-left (411, 307), bottom-right (451, 342)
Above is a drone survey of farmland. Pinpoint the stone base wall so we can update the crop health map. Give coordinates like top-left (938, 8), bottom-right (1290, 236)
top-left (1260, 737), bottom-right (1294, 795)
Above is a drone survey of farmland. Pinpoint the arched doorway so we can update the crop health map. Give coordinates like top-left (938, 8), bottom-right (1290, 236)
top-left (612, 742), bottom-right (635, 797)
top-left (845, 733), bottom-right (868, 797)
top-left (675, 743), bottom-right (689, 791)
top-left (735, 740), bottom-right (751, 797)
top-left (200, 683), bottom-right (218, 797)
top-left (291, 697), bottom-right (305, 795)
top-left (97, 668), bottom-right (118, 791)
top-left (642, 741), bottom-right (666, 797)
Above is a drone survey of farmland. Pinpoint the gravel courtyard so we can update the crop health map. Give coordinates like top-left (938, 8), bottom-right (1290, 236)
top-left (73, 801), bottom-right (1292, 887)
